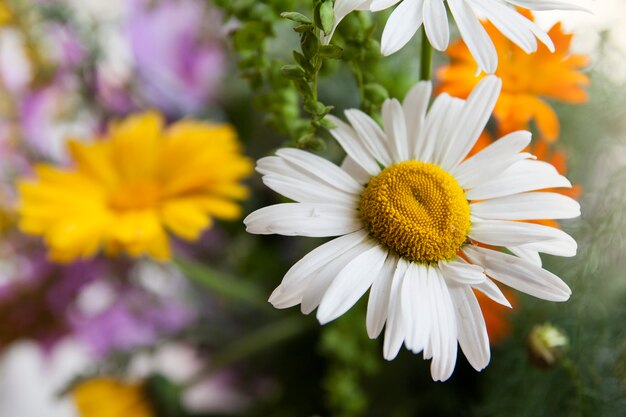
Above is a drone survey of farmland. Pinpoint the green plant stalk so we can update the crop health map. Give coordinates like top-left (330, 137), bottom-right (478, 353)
top-left (174, 258), bottom-right (270, 311)
top-left (184, 316), bottom-right (310, 387)
top-left (419, 27), bottom-right (433, 81)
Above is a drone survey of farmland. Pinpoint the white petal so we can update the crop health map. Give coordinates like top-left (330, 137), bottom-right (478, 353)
top-left (344, 109), bottom-right (392, 166)
top-left (381, 0), bottom-right (425, 56)
top-left (370, 0), bottom-right (402, 11)
top-left (383, 258), bottom-right (410, 360)
top-left (257, 156), bottom-right (324, 184)
top-left (440, 259), bottom-right (487, 285)
top-left (401, 263), bottom-right (431, 353)
top-left (415, 93), bottom-right (455, 162)
top-left (423, 0), bottom-right (450, 51)
top-left (517, 11), bottom-right (555, 51)
top-left (326, 114), bottom-right (381, 176)
top-left (514, 238), bottom-right (578, 258)
top-left (470, 192), bottom-right (581, 220)
top-left (244, 203), bottom-right (361, 237)
top-left (301, 239), bottom-right (373, 314)
top-left (263, 175), bottom-right (358, 206)
top-left (443, 75), bottom-right (502, 169)
top-left (470, 219), bottom-right (577, 256)
top-left (382, 98), bottom-right (409, 162)
top-left (340, 156), bottom-right (371, 185)
top-left (449, 284), bottom-right (490, 371)
top-left (274, 148), bottom-right (362, 193)
top-left (402, 81), bottom-right (432, 158)
top-left (317, 241), bottom-right (389, 324)
top-left (463, 245), bottom-right (571, 302)
top-left (257, 155), bottom-right (364, 201)
top-left (448, 0), bottom-right (498, 73)
top-left (452, 130), bottom-right (532, 188)
top-left (427, 267), bottom-right (458, 381)
top-left (431, 96), bottom-right (465, 168)
top-left (274, 148), bottom-right (364, 194)
top-left (366, 254), bottom-right (399, 338)
top-left (472, 278), bottom-right (512, 308)
top-left (269, 230), bottom-right (369, 308)
top-left (468, 0), bottom-right (537, 53)
top-left (508, 246), bottom-right (542, 266)
top-left (506, 0), bottom-right (590, 12)
top-left (466, 160), bottom-right (572, 200)
top-left (323, 0), bottom-right (371, 43)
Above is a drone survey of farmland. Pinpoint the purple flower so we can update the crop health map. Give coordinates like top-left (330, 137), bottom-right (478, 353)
top-left (69, 286), bottom-right (193, 356)
top-left (18, 76), bottom-right (96, 162)
top-left (127, 0), bottom-right (227, 117)
top-left (0, 249), bottom-right (102, 350)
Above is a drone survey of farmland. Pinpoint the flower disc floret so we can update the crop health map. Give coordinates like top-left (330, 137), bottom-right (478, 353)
top-left (360, 161), bottom-right (470, 264)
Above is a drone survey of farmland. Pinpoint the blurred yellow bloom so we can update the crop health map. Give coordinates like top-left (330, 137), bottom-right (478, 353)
top-left (0, 2), bottom-right (12, 26)
top-left (72, 378), bottom-right (154, 417)
top-left (437, 10), bottom-right (590, 142)
top-left (18, 112), bottom-right (252, 262)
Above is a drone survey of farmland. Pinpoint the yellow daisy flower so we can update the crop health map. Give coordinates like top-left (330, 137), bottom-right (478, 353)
top-left (18, 112), bottom-right (252, 263)
top-left (72, 378), bottom-right (154, 417)
top-left (436, 9), bottom-right (590, 142)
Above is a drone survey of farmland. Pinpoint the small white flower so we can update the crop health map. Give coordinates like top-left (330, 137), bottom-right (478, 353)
top-left (245, 76), bottom-right (580, 381)
top-left (327, 0), bottom-right (587, 73)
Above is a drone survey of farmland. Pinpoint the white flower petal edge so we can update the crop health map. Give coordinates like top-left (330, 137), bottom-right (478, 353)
top-left (322, 0), bottom-right (372, 44)
top-left (244, 75), bottom-right (579, 381)
top-left (329, 0), bottom-right (588, 73)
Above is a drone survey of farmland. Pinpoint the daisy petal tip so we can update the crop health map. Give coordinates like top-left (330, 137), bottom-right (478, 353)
top-left (268, 287), bottom-right (285, 307)
top-left (381, 45), bottom-right (396, 57)
top-left (366, 330), bottom-right (379, 340)
top-left (316, 301), bottom-right (343, 325)
top-left (383, 341), bottom-right (402, 361)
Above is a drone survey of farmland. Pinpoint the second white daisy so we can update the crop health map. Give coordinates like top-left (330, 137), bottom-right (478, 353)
top-left (244, 75), bottom-right (580, 381)
top-left (327, 0), bottom-right (587, 73)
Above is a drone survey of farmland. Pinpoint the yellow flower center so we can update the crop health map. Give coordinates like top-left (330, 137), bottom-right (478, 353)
top-left (108, 181), bottom-right (161, 211)
top-left (360, 161), bottom-right (471, 264)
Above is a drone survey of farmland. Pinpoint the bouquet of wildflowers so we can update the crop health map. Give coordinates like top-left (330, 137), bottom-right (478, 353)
top-left (0, 0), bottom-right (624, 416)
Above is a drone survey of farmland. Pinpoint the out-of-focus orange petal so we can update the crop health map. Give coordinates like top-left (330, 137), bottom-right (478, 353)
top-left (437, 9), bottom-right (590, 142)
top-left (531, 98), bottom-right (560, 142)
top-left (475, 287), bottom-right (517, 345)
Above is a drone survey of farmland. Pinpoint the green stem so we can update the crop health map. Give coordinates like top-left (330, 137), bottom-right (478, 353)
top-left (419, 27), bottom-right (433, 81)
top-left (184, 316), bottom-right (309, 387)
top-left (174, 258), bottom-right (270, 312)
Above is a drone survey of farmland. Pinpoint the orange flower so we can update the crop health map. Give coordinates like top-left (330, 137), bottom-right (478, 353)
top-left (437, 10), bottom-right (590, 142)
top-left (475, 288), bottom-right (517, 345)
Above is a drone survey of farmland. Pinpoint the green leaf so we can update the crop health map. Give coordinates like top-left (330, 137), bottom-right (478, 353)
top-left (280, 64), bottom-right (306, 79)
top-left (300, 29), bottom-right (319, 59)
top-left (364, 83), bottom-right (389, 104)
top-left (280, 11), bottom-right (312, 24)
top-left (293, 23), bottom-right (313, 33)
top-left (297, 133), bottom-right (327, 152)
top-left (292, 51), bottom-right (315, 74)
top-left (319, 44), bottom-right (343, 59)
top-left (318, 0), bottom-right (335, 34)
top-left (294, 79), bottom-right (313, 96)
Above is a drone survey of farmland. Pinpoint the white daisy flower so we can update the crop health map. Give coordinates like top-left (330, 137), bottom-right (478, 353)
top-left (326, 0), bottom-right (587, 73)
top-left (244, 75), bottom-right (580, 381)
